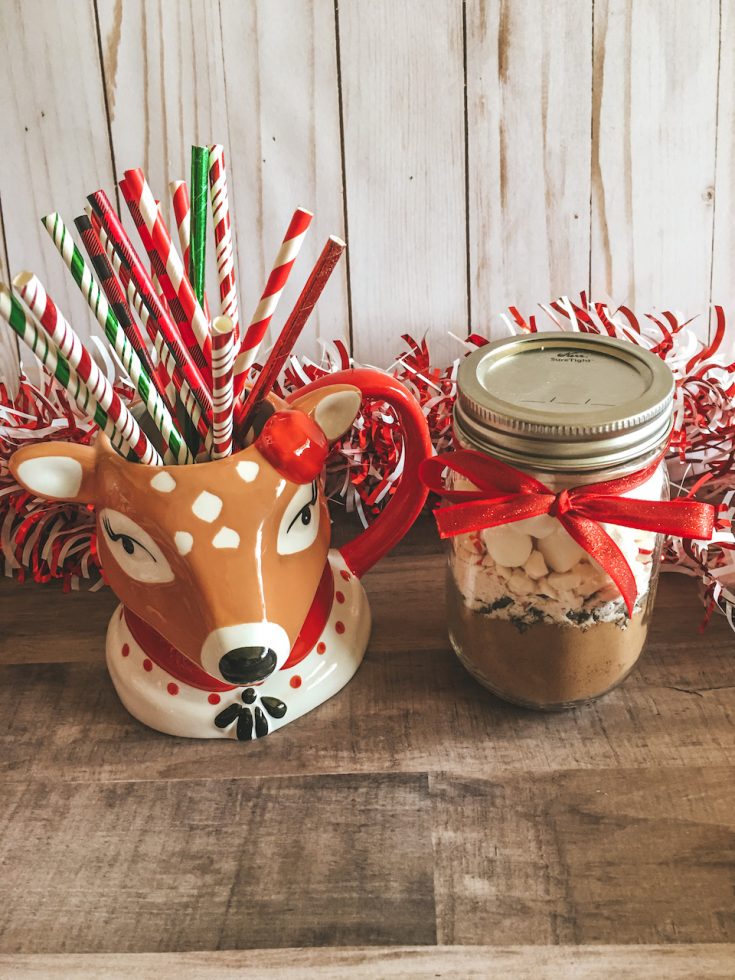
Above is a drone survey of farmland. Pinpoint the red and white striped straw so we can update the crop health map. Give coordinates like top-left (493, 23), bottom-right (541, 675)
top-left (233, 207), bottom-right (313, 395)
top-left (210, 315), bottom-right (236, 459)
top-left (234, 236), bottom-right (346, 437)
top-left (122, 168), bottom-right (211, 361)
top-left (208, 145), bottom-right (239, 333)
top-left (170, 180), bottom-right (191, 270)
top-left (87, 190), bottom-right (214, 436)
top-left (14, 271), bottom-right (163, 465)
top-left (170, 178), bottom-right (210, 320)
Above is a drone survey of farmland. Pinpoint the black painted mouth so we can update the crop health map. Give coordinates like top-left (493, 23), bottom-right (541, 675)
top-left (214, 688), bottom-right (288, 740)
top-left (218, 647), bottom-right (278, 684)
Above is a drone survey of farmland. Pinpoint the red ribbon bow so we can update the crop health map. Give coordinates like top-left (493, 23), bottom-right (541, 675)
top-left (419, 450), bottom-right (715, 616)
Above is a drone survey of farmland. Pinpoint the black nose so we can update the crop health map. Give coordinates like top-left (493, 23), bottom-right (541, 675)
top-left (219, 647), bottom-right (278, 684)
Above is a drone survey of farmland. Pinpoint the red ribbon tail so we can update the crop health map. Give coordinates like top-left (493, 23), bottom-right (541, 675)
top-left (561, 515), bottom-right (638, 618)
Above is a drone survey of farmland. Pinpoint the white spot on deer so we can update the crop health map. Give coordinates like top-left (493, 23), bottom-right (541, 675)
top-left (192, 491), bottom-right (223, 523)
top-left (236, 461), bottom-right (259, 483)
top-left (17, 456), bottom-right (83, 499)
top-left (150, 471), bottom-right (176, 493)
top-left (212, 526), bottom-right (240, 549)
top-left (174, 531), bottom-right (193, 556)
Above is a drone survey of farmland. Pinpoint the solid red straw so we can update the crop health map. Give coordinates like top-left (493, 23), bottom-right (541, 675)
top-left (234, 235), bottom-right (346, 437)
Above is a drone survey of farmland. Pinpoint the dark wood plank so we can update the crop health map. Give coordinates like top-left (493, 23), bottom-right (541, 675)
top-left (1, 944), bottom-right (734, 979)
top-left (0, 773), bottom-right (434, 954)
top-left (431, 767), bottom-right (735, 946)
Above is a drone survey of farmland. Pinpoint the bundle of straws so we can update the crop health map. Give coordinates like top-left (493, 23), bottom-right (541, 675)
top-left (0, 144), bottom-right (343, 465)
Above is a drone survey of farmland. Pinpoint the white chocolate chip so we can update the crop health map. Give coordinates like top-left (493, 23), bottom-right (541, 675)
top-left (524, 550), bottom-right (549, 580)
top-left (547, 570), bottom-right (582, 592)
top-left (481, 526), bottom-right (533, 568)
top-left (537, 525), bottom-right (586, 573)
top-left (507, 570), bottom-right (535, 595)
top-left (515, 514), bottom-right (558, 539)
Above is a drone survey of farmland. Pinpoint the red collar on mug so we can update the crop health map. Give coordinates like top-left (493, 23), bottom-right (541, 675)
top-left (419, 449), bottom-right (715, 617)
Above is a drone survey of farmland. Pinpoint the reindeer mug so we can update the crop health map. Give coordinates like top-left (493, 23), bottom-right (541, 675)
top-left (10, 369), bottom-right (432, 740)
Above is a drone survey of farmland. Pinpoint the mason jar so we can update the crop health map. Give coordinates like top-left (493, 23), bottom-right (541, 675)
top-left (446, 332), bottom-right (674, 710)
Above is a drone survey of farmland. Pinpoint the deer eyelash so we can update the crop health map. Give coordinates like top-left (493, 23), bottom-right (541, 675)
top-left (102, 517), bottom-right (157, 562)
top-left (287, 481), bottom-right (318, 533)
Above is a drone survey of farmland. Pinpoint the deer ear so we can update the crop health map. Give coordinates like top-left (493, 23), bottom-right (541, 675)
top-left (9, 442), bottom-right (97, 503)
top-left (290, 384), bottom-right (361, 442)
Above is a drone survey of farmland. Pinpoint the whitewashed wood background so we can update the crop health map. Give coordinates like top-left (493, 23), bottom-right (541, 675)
top-left (0, 0), bottom-right (732, 383)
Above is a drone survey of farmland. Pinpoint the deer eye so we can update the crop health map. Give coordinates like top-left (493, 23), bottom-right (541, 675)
top-left (277, 482), bottom-right (320, 556)
top-left (99, 509), bottom-right (174, 584)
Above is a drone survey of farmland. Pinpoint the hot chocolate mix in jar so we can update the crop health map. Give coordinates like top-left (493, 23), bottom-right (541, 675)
top-left (432, 332), bottom-right (678, 710)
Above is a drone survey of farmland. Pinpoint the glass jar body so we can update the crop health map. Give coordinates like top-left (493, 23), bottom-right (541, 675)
top-left (445, 449), bottom-right (669, 710)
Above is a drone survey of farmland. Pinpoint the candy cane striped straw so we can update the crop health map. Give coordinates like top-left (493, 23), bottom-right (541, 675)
top-left (210, 316), bottom-right (236, 459)
top-left (42, 213), bottom-right (192, 465)
top-left (233, 207), bottom-right (313, 395)
top-left (171, 179), bottom-right (210, 319)
top-left (87, 190), bottom-right (213, 430)
top-left (73, 213), bottom-right (162, 395)
top-left (122, 168), bottom-right (211, 363)
top-left (1, 284), bottom-right (137, 462)
top-left (120, 176), bottom-right (207, 379)
top-left (88, 206), bottom-right (209, 449)
top-left (170, 180), bottom-right (191, 271)
top-left (208, 144), bottom-right (239, 334)
top-left (234, 236), bottom-right (346, 436)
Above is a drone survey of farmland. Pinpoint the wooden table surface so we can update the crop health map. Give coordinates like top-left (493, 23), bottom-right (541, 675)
top-left (0, 517), bottom-right (733, 979)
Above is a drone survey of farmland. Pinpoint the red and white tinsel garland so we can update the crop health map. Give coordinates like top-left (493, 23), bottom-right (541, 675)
top-left (1, 295), bottom-right (734, 632)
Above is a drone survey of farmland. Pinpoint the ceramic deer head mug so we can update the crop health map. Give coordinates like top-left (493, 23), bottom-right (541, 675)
top-left (10, 368), bottom-right (432, 740)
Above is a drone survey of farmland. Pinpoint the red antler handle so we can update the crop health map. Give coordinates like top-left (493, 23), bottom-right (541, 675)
top-left (288, 368), bottom-right (432, 578)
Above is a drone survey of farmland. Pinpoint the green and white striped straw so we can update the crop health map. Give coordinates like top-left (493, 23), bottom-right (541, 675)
top-left (0, 284), bottom-right (129, 457)
top-left (42, 212), bottom-right (192, 465)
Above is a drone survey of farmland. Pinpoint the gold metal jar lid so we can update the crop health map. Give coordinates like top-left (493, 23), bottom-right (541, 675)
top-left (455, 332), bottom-right (675, 472)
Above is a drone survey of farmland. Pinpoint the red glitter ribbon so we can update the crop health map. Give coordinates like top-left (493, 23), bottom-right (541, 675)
top-left (420, 449), bottom-right (716, 616)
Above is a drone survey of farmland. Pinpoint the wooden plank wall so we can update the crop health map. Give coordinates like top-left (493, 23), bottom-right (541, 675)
top-left (0, 0), bottom-right (730, 378)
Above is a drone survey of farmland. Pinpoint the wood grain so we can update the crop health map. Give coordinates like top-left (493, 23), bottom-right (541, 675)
top-left (0, 773), bottom-right (435, 954)
top-left (0, 0), bottom-right (116, 356)
top-left (431, 767), bottom-right (735, 945)
top-left (2, 945), bottom-right (734, 979)
top-left (0, 195), bottom-right (20, 390)
top-left (591, 0), bottom-right (720, 339)
top-left (337, 0), bottom-right (467, 365)
top-left (217, 0), bottom-right (350, 352)
top-left (466, 0), bottom-right (593, 331)
top-left (710, 0), bottom-right (735, 352)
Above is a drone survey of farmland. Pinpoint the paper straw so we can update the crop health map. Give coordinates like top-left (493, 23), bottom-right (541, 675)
top-left (208, 144), bottom-right (239, 333)
top-left (88, 207), bottom-right (210, 451)
top-left (42, 212), bottom-right (192, 465)
top-left (171, 179), bottom-right (210, 320)
top-left (210, 315), bottom-right (236, 459)
top-left (234, 206), bottom-right (313, 395)
top-left (73, 213), bottom-right (162, 395)
top-left (189, 145), bottom-right (209, 307)
top-left (170, 180), bottom-right (191, 273)
top-left (14, 271), bottom-right (163, 466)
top-left (234, 236), bottom-right (346, 436)
top-left (120, 172), bottom-right (211, 370)
top-left (0, 285), bottom-right (134, 462)
top-left (87, 190), bottom-right (213, 432)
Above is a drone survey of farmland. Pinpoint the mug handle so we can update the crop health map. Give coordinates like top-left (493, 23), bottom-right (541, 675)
top-left (287, 367), bottom-right (433, 578)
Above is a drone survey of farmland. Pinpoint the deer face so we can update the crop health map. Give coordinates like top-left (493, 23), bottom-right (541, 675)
top-left (10, 385), bottom-right (361, 686)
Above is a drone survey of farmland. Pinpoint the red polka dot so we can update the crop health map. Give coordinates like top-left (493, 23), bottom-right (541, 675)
top-left (167, 682), bottom-right (179, 696)
top-left (208, 693), bottom-right (221, 705)
top-left (340, 569), bottom-right (351, 581)
top-left (143, 659), bottom-right (153, 672)
top-left (290, 675), bottom-right (302, 689)
top-left (121, 643), bottom-right (130, 658)
top-left (335, 591), bottom-right (345, 604)
top-left (317, 642), bottom-right (326, 655)
top-left (335, 621), bottom-right (345, 635)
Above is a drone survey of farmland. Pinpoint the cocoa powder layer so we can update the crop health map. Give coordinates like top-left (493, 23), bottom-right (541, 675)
top-left (447, 577), bottom-right (651, 709)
